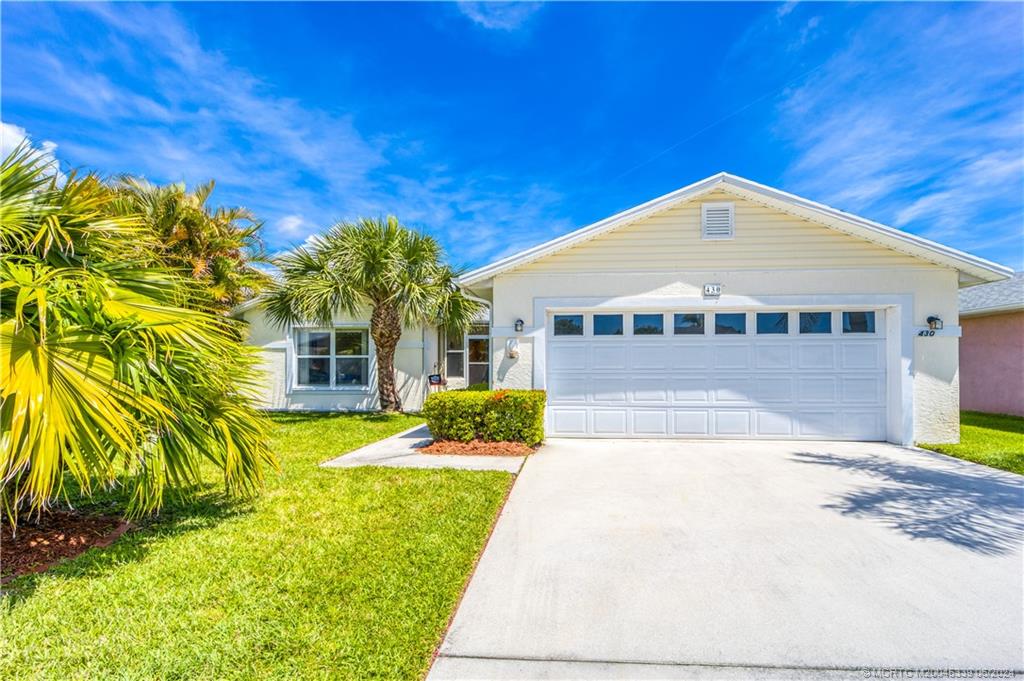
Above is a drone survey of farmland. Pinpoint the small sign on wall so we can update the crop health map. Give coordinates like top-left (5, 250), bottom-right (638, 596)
top-left (428, 374), bottom-right (445, 386)
top-left (703, 283), bottom-right (722, 297)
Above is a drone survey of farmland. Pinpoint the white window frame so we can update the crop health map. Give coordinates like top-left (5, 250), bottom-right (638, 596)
top-left (443, 325), bottom-right (492, 388)
top-left (291, 325), bottom-right (371, 391)
top-left (466, 326), bottom-right (491, 388)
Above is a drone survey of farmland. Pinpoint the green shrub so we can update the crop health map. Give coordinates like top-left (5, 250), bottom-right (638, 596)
top-left (423, 389), bottom-right (546, 446)
top-left (466, 382), bottom-right (490, 391)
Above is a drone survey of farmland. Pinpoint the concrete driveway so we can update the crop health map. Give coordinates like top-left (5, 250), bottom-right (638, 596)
top-left (430, 439), bottom-right (1024, 679)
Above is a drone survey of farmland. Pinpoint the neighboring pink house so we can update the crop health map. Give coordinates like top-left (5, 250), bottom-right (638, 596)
top-left (959, 272), bottom-right (1024, 416)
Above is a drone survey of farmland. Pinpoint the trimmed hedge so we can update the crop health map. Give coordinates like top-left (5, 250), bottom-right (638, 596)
top-left (423, 389), bottom-right (546, 446)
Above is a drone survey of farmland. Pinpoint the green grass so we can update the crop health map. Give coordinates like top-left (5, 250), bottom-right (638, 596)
top-left (0, 413), bottom-right (514, 680)
top-left (920, 410), bottom-right (1024, 475)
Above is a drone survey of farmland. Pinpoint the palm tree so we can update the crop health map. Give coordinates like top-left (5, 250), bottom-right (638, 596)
top-left (264, 216), bottom-right (482, 411)
top-left (0, 145), bottom-right (276, 525)
top-left (111, 177), bottom-right (271, 310)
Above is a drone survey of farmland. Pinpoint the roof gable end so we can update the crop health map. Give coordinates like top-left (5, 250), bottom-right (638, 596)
top-left (460, 173), bottom-right (1011, 287)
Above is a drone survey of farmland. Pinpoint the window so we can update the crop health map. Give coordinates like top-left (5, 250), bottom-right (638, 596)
top-left (553, 314), bottom-right (584, 336)
top-left (843, 311), bottom-right (876, 333)
top-left (701, 202), bottom-right (734, 239)
top-left (633, 313), bottom-right (664, 335)
top-left (446, 331), bottom-right (465, 378)
top-left (673, 313), bottom-right (705, 335)
top-left (715, 313), bottom-right (746, 334)
top-left (594, 314), bottom-right (623, 336)
top-left (799, 312), bottom-right (832, 334)
top-left (467, 324), bottom-right (490, 387)
top-left (295, 328), bottom-right (368, 388)
top-left (445, 323), bottom-right (490, 387)
top-left (756, 312), bottom-right (788, 334)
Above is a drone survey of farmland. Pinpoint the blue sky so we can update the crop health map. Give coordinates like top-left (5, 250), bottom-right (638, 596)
top-left (3, 2), bottom-right (1022, 270)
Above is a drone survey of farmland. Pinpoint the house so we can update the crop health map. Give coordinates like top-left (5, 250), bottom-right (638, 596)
top-left (233, 172), bottom-right (1012, 444)
top-left (958, 272), bottom-right (1024, 417)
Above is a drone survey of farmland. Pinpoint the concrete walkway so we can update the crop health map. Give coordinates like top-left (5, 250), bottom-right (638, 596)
top-left (430, 439), bottom-right (1024, 679)
top-left (321, 424), bottom-right (524, 473)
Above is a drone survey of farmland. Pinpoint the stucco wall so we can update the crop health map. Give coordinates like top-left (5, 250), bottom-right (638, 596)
top-left (239, 306), bottom-right (431, 412)
top-left (960, 311), bottom-right (1024, 417)
top-left (488, 266), bottom-right (961, 444)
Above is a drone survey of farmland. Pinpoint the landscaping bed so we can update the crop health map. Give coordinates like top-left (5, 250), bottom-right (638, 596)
top-left (2, 511), bottom-right (130, 583)
top-left (420, 440), bottom-right (535, 456)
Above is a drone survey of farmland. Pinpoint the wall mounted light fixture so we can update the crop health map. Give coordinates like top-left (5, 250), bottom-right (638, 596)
top-left (926, 316), bottom-right (943, 331)
top-left (514, 319), bottom-right (524, 333)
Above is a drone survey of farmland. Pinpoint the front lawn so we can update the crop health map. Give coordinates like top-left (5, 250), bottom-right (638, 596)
top-left (920, 411), bottom-right (1024, 475)
top-left (0, 413), bottom-right (514, 680)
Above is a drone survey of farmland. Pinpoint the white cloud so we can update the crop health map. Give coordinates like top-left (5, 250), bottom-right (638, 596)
top-left (457, 2), bottom-right (543, 31)
top-left (770, 4), bottom-right (1023, 261)
top-left (1, 120), bottom-right (66, 183)
top-left (1, 3), bottom-right (571, 267)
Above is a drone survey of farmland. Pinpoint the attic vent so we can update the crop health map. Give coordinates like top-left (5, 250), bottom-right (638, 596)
top-left (701, 202), bottom-right (734, 240)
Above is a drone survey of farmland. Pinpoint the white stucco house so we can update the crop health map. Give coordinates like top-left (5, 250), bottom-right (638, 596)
top-left (233, 173), bottom-right (1012, 444)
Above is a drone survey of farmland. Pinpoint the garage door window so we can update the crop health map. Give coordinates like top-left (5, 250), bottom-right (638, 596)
top-left (633, 313), bottom-right (664, 335)
top-left (553, 315), bottom-right (584, 336)
top-left (715, 313), bottom-right (746, 335)
top-left (800, 312), bottom-right (832, 334)
top-left (843, 311), bottom-right (876, 333)
top-left (674, 313), bottom-right (704, 335)
top-left (594, 314), bottom-right (624, 336)
top-left (756, 312), bottom-right (788, 334)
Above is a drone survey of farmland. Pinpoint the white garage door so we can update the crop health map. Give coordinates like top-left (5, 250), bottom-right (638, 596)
top-left (546, 310), bottom-right (887, 440)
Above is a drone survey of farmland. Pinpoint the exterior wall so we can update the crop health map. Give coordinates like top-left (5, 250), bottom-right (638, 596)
top-left (239, 306), bottom-right (431, 412)
top-left (960, 311), bottom-right (1024, 417)
top-left (515, 191), bottom-right (927, 274)
top-left (485, 194), bottom-right (962, 443)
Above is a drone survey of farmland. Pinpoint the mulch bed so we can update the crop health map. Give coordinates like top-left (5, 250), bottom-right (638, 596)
top-left (419, 440), bottom-right (536, 456)
top-left (1, 510), bottom-right (131, 583)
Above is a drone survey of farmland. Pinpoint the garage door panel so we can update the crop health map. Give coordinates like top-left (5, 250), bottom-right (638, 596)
top-left (631, 344), bottom-right (673, 370)
top-left (672, 377), bottom-right (710, 404)
top-left (592, 344), bottom-right (628, 370)
top-left (551, 408), bottom-right (588, 434)
top-left (592, 378), bottom-right (628, 403)
top-left (755, 344), bottom-right (794, 369)
top-left (755, 410), bottom-right (794, 436)
top-left (798, 344), bottom-right (836, 369)
top-left (714, 411), bottom-right (752, 436)
top-left (674, 344), bottom-right (710, 369)
top-left (631, 378), bottom-right (670, 403)
top-left (841, 411), bottom-right (885, 438)
top-left (841, 343), bottom-right (882, 370)
top-left (797, 411), bottom-right (839, 437)
top-left (841, 376), bottom-right (884, 404)
top-left (755, 377), bottom-right (793, 403)
top-left (546, 311), bottom-right (886, 440)
top-left (550, 344), bottom-right (588, 371)
top-left (632, 410), bottom-right (669, 435)
top-left (714, 377), bottom-right (754, 404)
top-left (592, 409), bottom-right (628, 435)
top-left (549, 376), bottom-right (589, 403)
top-left (713, 344), bottom-right (751, 369)
top-left (672, 410), bottom-right (710, 435)
top-left (798, 376), bottom-right (838, 403)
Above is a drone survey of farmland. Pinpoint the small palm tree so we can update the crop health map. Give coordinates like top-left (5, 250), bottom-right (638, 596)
top-left (0, 145), bottom-right (276, 525)
top-left (111, 178), bottom-right (271, 310)
top-left (265, 217), bottom-right (482, 411)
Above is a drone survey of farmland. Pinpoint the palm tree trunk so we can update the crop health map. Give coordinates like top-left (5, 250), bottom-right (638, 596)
top-left (370, 303), bottom-right (403, 411)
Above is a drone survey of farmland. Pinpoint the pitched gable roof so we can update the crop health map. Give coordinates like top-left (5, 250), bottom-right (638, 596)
top-left (460, 173), bottom-right (1012, 287)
